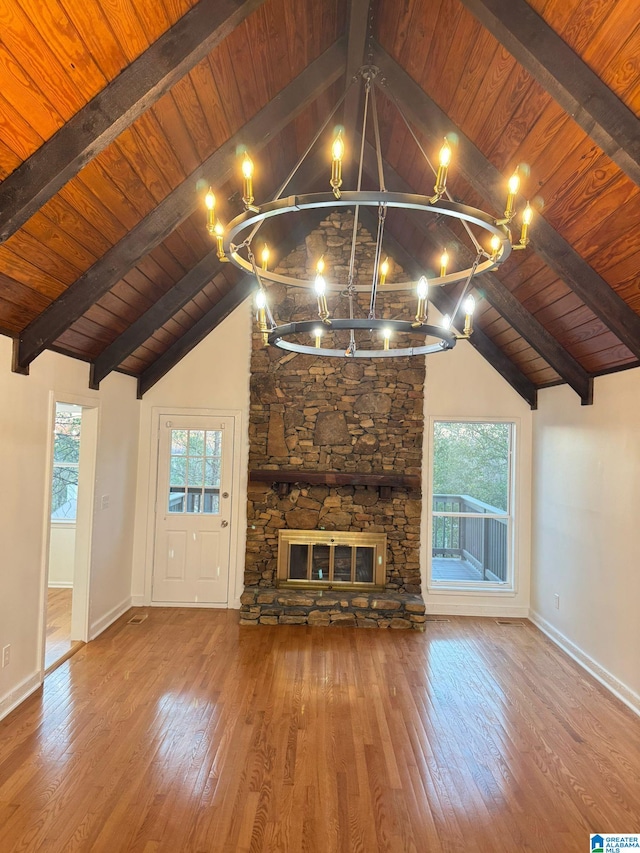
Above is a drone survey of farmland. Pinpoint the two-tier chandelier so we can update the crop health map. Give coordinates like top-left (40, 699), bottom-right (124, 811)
top-left (203, 65), bottom-right (533, 358)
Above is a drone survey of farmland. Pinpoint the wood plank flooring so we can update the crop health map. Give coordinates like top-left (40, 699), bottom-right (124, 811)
top-left (1, 609), bottom-right (639, 852)
top-left (44, 587), bottom-right (73, 670)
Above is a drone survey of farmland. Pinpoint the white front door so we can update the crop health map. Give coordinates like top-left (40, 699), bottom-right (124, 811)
top-left (152, 415), bottom-right (234, 604)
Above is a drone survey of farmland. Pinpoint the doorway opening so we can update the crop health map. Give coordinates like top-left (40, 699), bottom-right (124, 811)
top-left (44, 400), bottom-right (98, 672)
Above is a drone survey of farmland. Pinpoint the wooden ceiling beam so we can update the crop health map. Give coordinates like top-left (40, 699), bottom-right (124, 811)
top-left (342, 0), bottom-right (371, 178)
top-left (373, 44), bottom-right (640, 363)
top-left (12, 38), bottom-right (346, 375)
top-left (359, 209), bottom-right (538, 408)
top-left (89, 252), bottom-right (227, 389)
top-left (136, 202), bottom-right (328, 396)
top-left (89, 150), bottom-right (328, 388)
top-left (0, 0), bottom-right (267, 243)
top-left (360, 141), bottom-right (593, 404)
top-left (458, 0), bottom-right (640, 187)
top-left (137, 276), bottom-right (255, 397)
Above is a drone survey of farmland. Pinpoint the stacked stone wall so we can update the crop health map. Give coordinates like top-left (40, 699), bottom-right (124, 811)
top-left (242, 211), bottom-right (427, 628)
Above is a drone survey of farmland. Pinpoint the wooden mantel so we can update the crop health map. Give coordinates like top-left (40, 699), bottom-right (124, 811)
top-left (249, 469), bottom-right (421, 500)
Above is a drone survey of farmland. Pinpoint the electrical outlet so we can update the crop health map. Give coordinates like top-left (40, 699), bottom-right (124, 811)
top-left (2, 644), bottom-right (10, 668)
top-left (554, 594), bottom-right (560, 610)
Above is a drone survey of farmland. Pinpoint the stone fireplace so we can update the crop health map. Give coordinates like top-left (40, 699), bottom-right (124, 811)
top-left (240, 211), bottom-right (426, 629)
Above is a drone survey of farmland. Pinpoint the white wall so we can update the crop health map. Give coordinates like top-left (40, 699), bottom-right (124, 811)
top-left (531, 371), bottom-right (640, 711)
top-left (0, 338), bottom-right (140, 720)
top-left (131, 298), bottom-right (252, 608)
top-left (48, 524), bottom-right (75, 586)
top-left (421, 327), bottom-right (534, 617)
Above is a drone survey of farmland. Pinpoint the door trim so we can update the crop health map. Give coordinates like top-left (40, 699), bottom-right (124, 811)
top-left (142, 407), bottom-right (245, 609)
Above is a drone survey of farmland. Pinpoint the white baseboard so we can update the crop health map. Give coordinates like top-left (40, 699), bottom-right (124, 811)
top-left (48, 581), bottom-right (73, 589)
top-left (529, 610), bottom-right (640, 718)
top-left (0, 672), bottom-right (42, 723)
top-left (425, 602), bottom-right (530, 617)
top-left (131, 595), bottom-right (240, 609)
top-left (90, 596), bottom-right (132, 640)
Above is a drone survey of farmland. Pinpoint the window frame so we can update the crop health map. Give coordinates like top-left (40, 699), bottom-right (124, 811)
top-left (427, 417), bottom-right (517, 593)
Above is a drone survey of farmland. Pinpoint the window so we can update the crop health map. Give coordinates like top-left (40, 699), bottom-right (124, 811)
top-left (51, 406), bottom-right (82, 521)
top-left (168, 428), bottom-right (223, 514)
top-left (430, 420), bottom-right (514, 588)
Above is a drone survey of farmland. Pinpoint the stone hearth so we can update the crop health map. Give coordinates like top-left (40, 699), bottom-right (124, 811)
top-left (241, 211), bottom-right (427, 629)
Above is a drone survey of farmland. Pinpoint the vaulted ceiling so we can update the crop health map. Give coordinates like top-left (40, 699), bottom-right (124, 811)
top-left (1, 0), bottom-right (639, 407)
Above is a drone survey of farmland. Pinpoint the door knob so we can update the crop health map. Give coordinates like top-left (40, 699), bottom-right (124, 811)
top-left (221, 520), bottom-right (229, 527)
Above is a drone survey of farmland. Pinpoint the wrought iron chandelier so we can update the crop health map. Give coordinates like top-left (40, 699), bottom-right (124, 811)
top-left (203, 66), bottom-right (533, 358)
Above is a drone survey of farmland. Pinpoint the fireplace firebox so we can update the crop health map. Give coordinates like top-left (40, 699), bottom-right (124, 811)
top-left (277, 530), bottom-right (387, 590)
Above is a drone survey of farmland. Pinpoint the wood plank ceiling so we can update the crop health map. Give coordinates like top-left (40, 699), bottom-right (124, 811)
top-left (0, 0), bottom-right (639, 405)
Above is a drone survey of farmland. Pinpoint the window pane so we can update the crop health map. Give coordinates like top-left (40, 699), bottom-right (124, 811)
top-left (206, 431), bottom-right (222, 457)
top-left (188, 458), bottom-right (204, 487)
top-left (205, 459), bottom-right (221, 488)
top-left (203, 490), bottom-right (220, 515)
top-left (170, 456), bottom-right (186, 486)
top-left (432, 422), bottom-right (510, 512)
top-left (171, 430), bottom-right (188, 455)
top-left (186, 489), bottom-right (202, 513)
top-left (168, 489), bottom-right (185, 513)
top-left (333, 546), bottom-right (352, 582)
top-left (51, 466), bottom-right (78, 519)
top-left (188, 430), bottom-right (205, 457)
top-left (432, 421), bottom-right (512, 586)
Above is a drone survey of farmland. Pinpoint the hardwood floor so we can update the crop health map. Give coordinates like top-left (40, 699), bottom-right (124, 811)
top-left (45, 587), bottom-right (73, 670)
top-left (1, 610), bottom-right (639, 852)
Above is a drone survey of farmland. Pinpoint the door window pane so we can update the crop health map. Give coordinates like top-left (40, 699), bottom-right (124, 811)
top-left (168, 428), bottom-right (222, 514)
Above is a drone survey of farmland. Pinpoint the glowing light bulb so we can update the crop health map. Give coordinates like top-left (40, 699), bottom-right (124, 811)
top-left (417, 276), bottom-right (429, 300)
top-left (380, 256), bottom-right (389, 285)
top-left (463, 294), bottom-right (475, 316)
top-left (332, 132), bottom-right (344, 161)
top-left (441, 314), bottom-right (452, 330)
top-left (508, 172), bottom-right (520, 196)
top-left (383, 327), bottom-right (391, 351)
top-left (214, 221), bottom-right (225, 259)
top-left (439, 139), bottom-right (452, 168)
top-left (314, 274), bottom-right (326, 296)
top-left (242, 153), bottom-right (255, 208)
top-left (242, 153), bottom-right (254, 179)
top-left (490, 234), bottom-right (501, 259)
top-left (313, 326), bottom-right (323, 348)
top-left (520, 202), bottom-right (533, 246)
top-left (205, 188), bottom-right (215, 233)
top-left (316, 256), bottom-right (325, 275)
top-left (261, 244), bottom-right (270, 271)
top-left (255, 290), bottom-right (267, 309)
top-left (440, 248), bottom-right (449, 278)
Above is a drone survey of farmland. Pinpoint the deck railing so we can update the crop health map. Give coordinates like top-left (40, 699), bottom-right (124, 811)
top-left (432, 494), bottom-right (508, 582)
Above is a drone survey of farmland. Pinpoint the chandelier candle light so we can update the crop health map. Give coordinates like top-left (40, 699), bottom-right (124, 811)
top-left (204, 66), bottom-right (533, 359)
